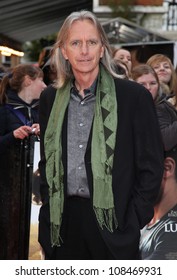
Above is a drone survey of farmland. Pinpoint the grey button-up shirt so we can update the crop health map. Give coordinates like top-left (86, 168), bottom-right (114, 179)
top-left (67, 81), bottom-right (96, 198)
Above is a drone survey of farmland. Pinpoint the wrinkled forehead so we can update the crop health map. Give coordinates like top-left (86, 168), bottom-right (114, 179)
top-left (69, 18), bottom-right (97, 33)
top-left (67, 19), bottom-right (101, 41)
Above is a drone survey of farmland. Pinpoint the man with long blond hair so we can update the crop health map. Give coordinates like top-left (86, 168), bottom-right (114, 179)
top-left (38, 10), bottom-right (164, 260)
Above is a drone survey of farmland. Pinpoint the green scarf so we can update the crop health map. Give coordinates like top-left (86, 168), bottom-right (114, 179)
top-left (44, 64), bottom-right (118, 246)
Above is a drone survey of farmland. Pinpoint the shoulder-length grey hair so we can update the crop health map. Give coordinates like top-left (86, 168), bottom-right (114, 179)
top-left (50, 10), bottom-right (121, 88)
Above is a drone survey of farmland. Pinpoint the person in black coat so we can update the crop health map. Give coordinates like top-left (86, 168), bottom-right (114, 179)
top-left (140, 143), bottom-right (177, 260)
top-left (0, 64), bottom-right (46, 259)
top-left (38, 10), bottom-right (164, 260)
top-left (156, 97), bottom-right (177, 151)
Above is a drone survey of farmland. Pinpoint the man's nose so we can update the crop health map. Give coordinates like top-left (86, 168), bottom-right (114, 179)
top-left (80, 43), bottom-right (88, 54)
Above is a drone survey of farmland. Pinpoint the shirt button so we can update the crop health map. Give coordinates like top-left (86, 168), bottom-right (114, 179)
top-left (79, 144), bottom-right (83, 148)
top-left (81, 101), bottom-right (84, 105)
top-left (78, 166), bottom-right (82, 170)
top-left (79, 123), bottom-right (84, 127)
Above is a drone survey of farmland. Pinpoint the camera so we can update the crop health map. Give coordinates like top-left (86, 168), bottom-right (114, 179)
top-left (30, 128), bottom-right (36, 134)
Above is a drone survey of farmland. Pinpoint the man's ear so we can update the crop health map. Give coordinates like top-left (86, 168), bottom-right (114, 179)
top-left (100, 46), bottom-right (104, 58)
top-left (163, 157), bottom-right (175, 178)
top-left (61, 46), bottom-right (68, 60)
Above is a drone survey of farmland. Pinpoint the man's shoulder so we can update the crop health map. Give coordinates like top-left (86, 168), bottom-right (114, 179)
top-left (40, 84), bottom-right (57, 102)
top-left (40, 85), bottom-right (57, 112)
top-left (42, 84), bottom-right (57, 96)
top-left (114, 78), bottom-right (152, 101)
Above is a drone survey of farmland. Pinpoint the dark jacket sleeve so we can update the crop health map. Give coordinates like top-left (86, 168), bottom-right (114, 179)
top-left (113, 79), bottom-right (164, 230)
top-left (156, 101), bottom-right (177, 151)
top-left (132, 88), bottom-right (164, 228)
top-left (0, 106), bottom-right (19, 154)
top-left (39, 85), bottom-right (56, 204)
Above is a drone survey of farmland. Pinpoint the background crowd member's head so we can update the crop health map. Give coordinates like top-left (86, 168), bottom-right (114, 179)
top-left (154, 145), bottom-right (177, 208)
top-left (147, 54), bottom-right (177, 99)
top-left (0, 64), bottom-right (45, 104)
top-left (131, 64), bottom-right (160, 101)
top-left (113, 58), bottom-right (130, 79)
top-left (112, 48), bottom-right (132, 73)
top-left (0, 64), bottom-right (7, 85)
top-left (38, 48), bottom-right (57, 86)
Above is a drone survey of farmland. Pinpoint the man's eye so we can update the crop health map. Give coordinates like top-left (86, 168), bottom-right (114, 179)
top-left (89, 41), bottom-right (97, 45)
top-left (87, 40), bottom-right (99, 46)
top-left (71, 41), bottom-right (80, 46)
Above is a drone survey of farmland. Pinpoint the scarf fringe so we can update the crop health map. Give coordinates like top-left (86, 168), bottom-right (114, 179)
top-left (94, 207), bottom-right (118, 232)
top-left (51, 223), bottom-right (63, 247)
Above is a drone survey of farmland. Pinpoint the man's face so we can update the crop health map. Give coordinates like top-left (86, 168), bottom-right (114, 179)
top-left (61, 19), bottom-right (104, 77)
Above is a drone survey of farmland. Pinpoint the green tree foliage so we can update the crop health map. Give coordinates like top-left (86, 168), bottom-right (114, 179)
top-left (23, 34), bottom-right (56, 62)
top-left (106, 0), bottom-right (135, 20)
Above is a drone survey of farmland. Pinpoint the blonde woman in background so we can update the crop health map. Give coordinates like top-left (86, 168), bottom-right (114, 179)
top-left (147, 54), bottom-right (177, 151)
top-left (147, 54), bottom-right (177, 105)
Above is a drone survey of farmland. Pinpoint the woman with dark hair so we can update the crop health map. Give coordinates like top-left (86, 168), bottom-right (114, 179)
top-left (0, 63), bottom-right (46, 259)
top-left (112, 47), bottom-right (132, 74)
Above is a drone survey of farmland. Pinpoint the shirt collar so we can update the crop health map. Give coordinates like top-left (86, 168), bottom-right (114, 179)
top-left (70, 78), bottom-right (97, 99)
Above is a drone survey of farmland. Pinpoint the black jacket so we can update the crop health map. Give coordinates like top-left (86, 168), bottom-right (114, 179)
top-left (0, 89), bottom-right (39, 259)
top-left (156, 99), bottom-right (177, 151)
top-left (0, 89), bottom-right (39, 154)
top-left (38, 78), bottom-right (164, 259)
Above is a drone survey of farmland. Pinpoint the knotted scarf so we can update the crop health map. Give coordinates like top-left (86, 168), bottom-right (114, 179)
top-left (44, 64), bottom-right (118, 246)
